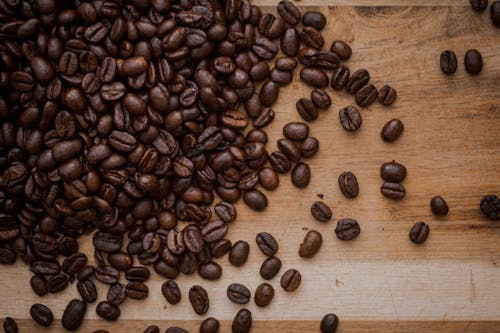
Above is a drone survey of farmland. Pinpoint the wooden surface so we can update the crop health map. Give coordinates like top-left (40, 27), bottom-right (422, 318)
top-left (2, 2), bottom-right (500, 332)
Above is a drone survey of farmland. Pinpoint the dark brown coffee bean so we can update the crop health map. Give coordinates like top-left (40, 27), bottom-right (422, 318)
top-left (126, 282), bottom-right (149, 300)
top-left (281, 28), bottom-right (300, 57)
top-left (260, 256), bottom-right (282, 280)
top-left (259, 80), bottom-right (279, 106)
top-left (30, 303), bottom-right (53, 327)
top-left (47, 274), bottom-right (68, 293)
top-left (211, 239), bottom-right (232, 258)
top-left (96, 301), bottom-right (120, 321)
top-left (321, 313), bottom-right (339, 333)
top-left (381, 182), bottom-right (406, 199)
top-left (255, 232), bottom-right (278, 256)
top-left (300, 68), bottom-right (328, 88)
top-left (380, 161), bottom-right (407, 182)
top-left (30, 57), bottom-right (55, 82)
top-left (346, 69), bottom-right (370, 94)
top-left (302, 11), bottom-right (326, 30)
top-left (331, 65), bottom-right (350, 90)
top-left (296, 98), bottom-right (318, 122)
top-left (301, 137), bottom-right (320, 158)
top-left (162, 280), bottom-right (181, 305)
top-left (93, 232), bottom-right (122, 253)
top-left (480, 194), bottom-right (500, 220)
top-left (258, 14), bottom-right (285, 39)
top-left (253, 37), bottom-right (278, 60)
top-left (243, 189), bottom-right (268, 211)
top-left (310, 201), bottom-right (332, 222)
top-left (253, 283), bottom-right (274, 308)
top-left (3, 317), bottom-right (17, 333)
top-left (431, 196), bottom-right (449, 216)
top-left (143, 326), bottom-right (160, 333)
top-left (125, 267), bottom-right (150, 282)
top-left (301, 26), bottom-right (324, 49)
top-left (184, 227), bottom-right (204, 254)
top-left (299, 230), bottom-right (323, 258)
top-left (227, 283), bottom-right (251, 304)
top-left (258, 167), bottom-right (279, 190)
top-left (278, 0), bottom-right (301, 25)
top-left (122, 56), bottom-right (148, 76)
top-left (378, 85), bottom-right (397, 106)
top-left (491, 1), bottom-right (500, 27)
top-left (280, 268), bottom-right (301, 291)
top-left (165, 327), bottom-right (188, 333)
top-left (339, 106), bottom-right (362, 132)
top-left (200, 318), bottom-right (220, 333)
top-left (335, 218), bottom-right (361, 241)
top-left (77, 279), bottom-right (98, 303)
top-left (464, 49), bottom-right (483, 75)
top-left (31, 261), bottom-right (60, 275)
top-left (355, 84), bottom-right (378, 108)
top-left (189, 285), bottom-right (209, 315)
top-left (338, 172), bottom-right (359, 198)
top-left (270, 68), bottom-right (292, 85)
top-left (291, 162), bottom-right (311, 188)
top-left (30, 275), bottom-right (47, 296)
top-left (381, 118), bottom-right (404, 142)
top-left (311, 89), bottom-right (331, 110)
top-left (95, 265), bottom-right (119, 285)
top-left (232, 309), bottom-right (252, 333)
top-left (62, 252), bottom-right (88, 275)
top-left (330, 40), bottom-right (351, 60)
top-left (283, 122), bottom-right (309, 141)
top-left (253, 107), bottom-right (275, 128)
top-left (470, 0), bottom-right (488, 11)
top-left (277, 138), bottom-right (301, 162)
top-left (101, 82), bottom-right (126, 101)
top-left (229, 240), bottom-right (250, 266)
top-left (107, 283), bottom-right (126, 306)
top-left (62, 299), bottom-right (86, 331)
top-left (440, 50), bottom-right (458, 75)
top-left (198, 262), bottom-right (222, 280)
top-left (214, 201), bottom-right (237, 223)
top-left (409, 222), bottom-right (430, 244)
top-left (85, 22), bottom-right (109, 43)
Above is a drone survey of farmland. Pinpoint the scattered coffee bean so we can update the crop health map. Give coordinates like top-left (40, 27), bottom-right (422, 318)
top-left (440, 50), bottom-right (458, 75)
top-left (409, 222), bottom-right (430, 244)
top-left (256, 232), bottom-right (278, 256)
top-left (3, 317), bottom-right (18, 333)
top-left (320, 313), bottom-right (339, 333)
top-left (355, 84), bottom-right (378, 108)
top-left (198, 262), bottom-right (222, 280)
top-left (310, 201), bottom-right (333, 222)
top-left (189, 285), bottom-right (209, 315)
top-left (381, 119), bottom-right (404, 142)
top-left (296, 98), bottom-right (319, 122)
top-left (301, 137), bottom-right (320, 158)
top-left (260, 256), bottom-right (282, 280)
top-left (243, 189), bottom-right (268, 211)
top-left (227, 283), bottom-right (251, 304)
top-left (378, 85), bottom-right (397, 106)
top-left (62, 299), bottom-right (86, 331)
top-left (200, 318), bottom-right (220, 333)
top-left (330, 40), bottom-right (352, 60)
top-left (380, 161), bottom-right (407, 182)
top-left (77, 279), bottom-right (98, 303)
top-left (338, 172), bottom-right (359, 198)
top-left (299, 230), bottom-right (323, 258)
top-left (229, 240), bottom-right (250, 267)
top-left (335, 218), bottom-right (361, 241)
top-left (470, 0), bottom-right (488, 12)
top-left (311, 89), bottom-right (332, 110)
top-left (300, 68), bottom-right (329, 88)
top-left (280, 268), bottom-right (301, 291)
top-left (302, 11), bottom-right (327, 30)
top-left (339, 106), bottom-right (362, 132)
top-left (431, 196), bottom-right (449, 216)
top-left (255, 283), bottom-right (275, 307)
top-left (162, 280), bottom-right (181, 305)
top-left (381, 182), bottom-right (407, 199)
top-left (331, 65), bottom-right (350, 90)
top-left (107, 283), bottom-right (126, 306)
top-left (346, 69), bottom-right (370, 94)
top-left (232, 309), bottom-right (252, 333)
top-left (480, 194), bottom-right (500, 220)
top-left (464, 49), bottom-right (483, 75)
top-left (291, 162), bottom-right (311, 188)
top-left (283, 122), bottom-right (310, 141)
top-left (30, 304), bottom-right (53, 327)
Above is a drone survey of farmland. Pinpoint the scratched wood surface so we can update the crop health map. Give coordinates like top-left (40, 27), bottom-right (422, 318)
top-left (1, 2), bottom-right (500, 333)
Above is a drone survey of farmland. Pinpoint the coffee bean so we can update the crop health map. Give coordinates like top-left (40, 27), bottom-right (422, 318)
top-left (331, 65), bottom-right (350, 90)
top-left (260, 80), bottom-right (279, 106)
top-left (296, 98), bottom-right (318, 122)
top-left (278, 0), bottom-right (301, 25)
top-left (339, 106), bottom-right (362, 132)
top-left (200, 318), bottom-right (220, 333)
top-left (310, 201), bottom-right (332, 222)
top-left (77, 280), bottom-right (97, 303)
top-left (260, 256), bottom-right (282, 280)
top-left (269, 151), bottom-right (291, 173)
top-left (299, 230), bottom-right (322, 258)
top-left (232, 309), bottom-right (252, 333)
top-left (291, 162), bottom-right (311, 188)
top-left (409, 222), bottom-right (430, 244)
top-left (211, 239), bottom-right (232, 258)
top-left (440, 50), bottom-right (458, 75)
top-left (202, 220), bottom-right (228, 243)
top-left (229, 240), bottom-right (250, 266)
top-left (95, 265), bottom-right (120, 285)
top-left (381, 119), bottom-right (404, 142)
top-left (270, 68), bottom-right (293, 85)
top-left (381, 182), bottom-right (406, 199)
top-left (254, 283), bottom-right (274, 308)
top-left (126, 282), bottom-right (149, 300)
top-left (256, 232), bottom-right (278, 256)
top-left (278, 138), bottom-right (301, 162)
top-left (162, 280), bottom-right (182, 305)
top-left (62, 299), bottom-right (86, 331)
top-left (62, 252), bottom-right (88, 275)
top-left (30, 304), bottom-right (53, 327)
top-left (253, 37), bottom-right (278, 60)
top-left (300, 68), bottom-right (328, 88)
top-left (47, 274), bottom-right (69, 293)
top-left (430, 196), bottom-right (449, 216)
top-left (189, 285), bottom-right (209, 315)
top-left (346, 69), bottom-right (370, 94)
top-left (355, 84), bottom-right (378, 108)
top-left (3, 317), bottom-right (17, 333)
top-left (338, 172), bottom-right (359, 198)
top-left (280, 268), bottom-right (301, 291)
top-left (101, 82), bottom-right (126, 101)
top-left (30, 274), bottom-right (48, 296)
top-left (320, 313), bottom-right (339, 333)
top-left (380, 161), bottom-right (407, 182)
top-left (464, 49), bottom-right (483, 75)
top-left (492, 1), bottom-right (500, 27)
top-left (143, 326), bottom-right (160, 333)
top-left (311, 89), bottom-right (331, 110)
top-left (301, 26), bottom-right (325, 49)
top-left (281, 28), bottom-right (300, 57)
top-left (125, 267), bottom-right (150, 282)
top-left (329, 40), bottom-right (351, 60)
top-left (335, 218), bottom-right (361, 240)
top-left (198, 262), bottom-right (222, 280)
top-left (243, 189), bottom-right (268, 211)
top-left (301, 137), bottom-right (320, 158)
top-left (480, 194), bottom-right (500, 220)
top-left (302, 11), bottom-right (326, 30)
top-left (96, 301), bottom-right (120, 321)
top-left (122, 56), bottom-right (148, 76)
top-left (107, 283), bottom-right (127, 306)
top-left (470, 0), bottom-right (488, 12)
top-left (227, 283), bottom-right (251, 304)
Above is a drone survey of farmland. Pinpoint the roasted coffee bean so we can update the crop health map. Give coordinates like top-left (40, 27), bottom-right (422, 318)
top-left (381, 182), bottom-right (406, 199)
top-left (331, 65), bottom-right (350, 90)
top-left (431, 196), bottom-right (449, 216)
top-left (339, 106), bottom-right (362, 132)
top-left (260, 80), bottom-right (279, 106)
top-left (189, 285), bottom-right (209, 315)
top-left (278, 138), bottom-right (301, 162)
top-left (480, 194), bottom-right (500, 220)
top-left (464, 49), bottom-right (483, 75)
top-left (302, 11), bottom-right (326, 30)
top-left (125, 267), bottom-right (150, 282)
top-left (198, 262), bottom-right (222, 280)
top-left (96, 301), bottom-right (120, 321)
top-left (346, 69), bottom-right (370, 94)
top-left (126, 282), bottom-right (149, 300)
top-left (270, 68), bottom-right (292, 85)
top-left (3, 317), bottom-right (17, 333)
top-left (335, 218), bottom-right (360, 240)
top-left (310, 201), bottom-right (332, 222)
top-left (380, 161), bottom-right (407, 182)
top-left (143, 326), bottom-right (160, 333)
top-left (300, 68), bottom-right (328, 88)
top-left (47, 274), bottom-right (69, 293)
top-left (30, 304), bottom-right (53, 327)
top-left (311, 89), bottom-right (331, 110)
top-left (338, 172), bottom-right (359, 198)
top-left (243, 189), bottom-right (268, 211)
top-left (211, 239), bottom-right (232, 258)
top-left (202, 220), bottom-right (228, 243)
top-left (301, 27), bottom-right (325, 49)
top-left (229, 240), bottom-right (250, 266)
top-left (260, 256), bottom-right (282, 280)
top-left (214, 201), bottom-right (237, 223)
top-left (269, 151), bottom-right (291, 173)
top-left (162, 280), bottom-right (181, 305)
top-left (227, 283), bottom-right (251, 304)
top-left (165, 327), bottom-right (187, 333)
top-left (381, 119), bottom-right (404, 142)
top-left (296, 98), bottom-right (318, 122)
top-left (62, 252), bottom-right (88, 275)
top-left (256, 232), bottom-right (278, 256)
top-left (30, 275), bottom-right (48, 296)
top-left (258, 14), bottom-right (286, 39)
top-left (378, 85), bottom-right (397, 106)
top-left (253, 37), bottom-right (278, 60)
top-left (283, 122), bottom-right (310, 141)
top-left (122, 56), bottom-right (148, 76)
top-left (184, 227), bottom-right (204, 254)
top-left (355, 84), bottom-right (378, 108)
top-left (330, 40), bottom-right (351, 60)
top-left (31, 261), bottom-right (60, 275)
top-left (95, 265), bottom-right (119, 285)
top-left (278, 0), bottom-right (301, 25)
top-left (299, 230), bottom-right (322, 258)
top-left (281, 28), bottom-right (300, 57)
top-left (440, 50), bottom-right (458, 75)
top-left (320, 313), bottom-right (339, 333)
top-left (409, 222), bottom-right (430, 244)
top-left (93, 232), bottom-right (122, 252)
top-left (107, 283), bottom-right (127, 306)
top-left (62, 299), bottom-right (86, 331)
top-left (492, 1), bottom-right (500, 27)
top-left (301, 137), bottom-right (320, 158)
top-left (291, 162), bottom-right (311, 188)
top-left (200, 318), bottom-right (220, 333)
top-left (77, 280), bottom-right (98, 303)
top-left (470, 0), bottom-right (488, 12)
top-left (232, 309), bottom-right (252, 333)
top-left (258, 167), bottom-right (279, 190)
top-left (254, 283), bottom-right (274, 308)
top-left (280, 268), bottom-right (301, 291)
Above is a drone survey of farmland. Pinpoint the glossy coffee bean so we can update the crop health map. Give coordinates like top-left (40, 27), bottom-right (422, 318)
top-left (330, 40), bottom-right (352, 60)
top-left (299, 230), bottom-right (322, 258)
top-left (311, 89), bottom-right (331, 110)
top-left (339, 106), bottom-right (362, 132)
top-left (291, 162), bottom-right (311, 188)
top-left (381, 182), bottom-right (406, 199)
top-left (301, 27), bottom-right (325, 49)
top-left (281, 28), bottom-right (300, 57)
top-left (335, 218), bottom-right (361, 241)
top-left (320, 313), bottom-right (339, 333)
top-left (256, 232), bottom-right (278, 256)
top-left (492, 1), bottom-right (500, 27)
top-left (346, 69), bottom-right (370, 94)
top-left (310, 201), bottom-right (332, 222)
top-left (302, 11), bottom-right (326, 30)
top-left (380, 161), bottom-right (407, 182)
top-left (300, 68), bottom-right (328, 88)
top-left (30, 275), bottom-right (48, 296)
top-left (260, 256), bottom-right (282, 280)
top-left (200, 318), bottom-right (220, 333)
top-left (431, 196), bottom-right (449, 216)
top-left (278, 138), bottom-right (301, 162)
top-left (381, 119), bottom-right (404, 142)
top-left (331, 65), bottom-right (350, 90)
top-left (464, 49), bottom-right (483, 75)
top-left (62, 299), bottom-right (86, 331)
top-left (198, 262), bottom-right (222, 280)
top-left (355, 84), bottom-right (378, 108)
top-left (480, 194), bottom-right (500, 220)
top-left (107, 283), bottom-right (126, 306)
top-left (189, 285), bottom-right (209, 315)
top-left (227, 283), bottom-right (251, 304)
top-left (126, 282), bottom-right (149, 300)
top-left (254, 283), bottom-right (274, 307)
top-left (440, 50), bottom-right (458, 75)
top-left (232, 309), bottom-right (252, 333)
top-left (258, 167), bottom-right (279, 190)
top-left (338, 172), bottom-right (359, 198)
top-left (296, 98), bottom-right (318, 122)
top-left (30, 303), bottom-right (53, 327)
top-left (280, 269), bottom-right (301, 291)
top-left (301, 137), bottom-right (320, 158)
top-left (3, 317), bottom-right (18, 333)
top-left (378, 85), bottom-right (397, 106)
top-left (470, 0), bottom-right (488, 12)
top-left (77, 280), bottom-right (98, 303)
top-left (229, 240), bottom-right (250, 266)
top-left (409, 222), bottom-right (430, 244)
top-left (96, 301), bottom-right (120, 321)
top-left (277, 0), bottom-right (301, 26)
top-left (243, 189), bottom-right (268, 211)
top-left (162, 280), bottom-right (181, 305)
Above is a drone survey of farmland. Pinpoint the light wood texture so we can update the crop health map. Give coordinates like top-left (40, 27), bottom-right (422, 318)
top-left (2, 3), bottom-right (500, 333)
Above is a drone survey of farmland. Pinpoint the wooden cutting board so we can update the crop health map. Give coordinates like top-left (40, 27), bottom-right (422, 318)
top-left (1, 1), bottom-right (499, 332)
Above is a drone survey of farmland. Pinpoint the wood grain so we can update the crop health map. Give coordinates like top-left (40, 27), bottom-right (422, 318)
top-left (1, 3), bottom-right (500, 333)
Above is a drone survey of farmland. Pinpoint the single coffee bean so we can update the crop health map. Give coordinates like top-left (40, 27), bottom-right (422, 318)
top-left (277, 0), bottom-right (301, 26)
top-left (378, 85), bottom-right (397, 106)
top-left (302, 11), bottom-right (326, 30)
top-left (254, 283), bottom-right (274, 307)
top-left (95, 265), bottom-right (119, 285)
top-left (300, 68), bottom-right (328, 88)
top-left (280, 268), bottom-right (301, 291)
top-left (232, 309), bottom-right (252, 333)
top-left (381, 119), bottom-right (404, 142)
top-left (243, 189), bottom-right (268, 211)
top-left (143, 326), bottom-right (159, 333)
top-left (183, 227), bottom-right (204, 254)
top-left (301, 26), bottom-right (325, 49)
top-left (256, 232), bottom-right (278, 256)
top-left (30, 303), bottom-right (53, 327)
top-left (320, 313), bottom-right (339, 333)
top-left (253, 37), bottom-right (278, 60)
top-left (470, 0), bottom-right (488, 12)
top-left (339, 106), bottom-right (362, 132)
top-left (338, 172), bottom-right (359, 198)
top-left (311, 89), bottom-right (331, 110)
top-left (189, 285), bottom-right (209, 315)
top-left (492, 1), bottom-right (500, 27)
top-left (331, 65), bottom-right (350, 90)
top-left (275, 57), bottom-right (298, 71)
top-left (380, 161), bottom-right (407, 182)
top-left (162, 280), bottom-right (181, 305)
top-left (277, 138), bottom-right (301, 162)
top-left (310, 201), bottom-right (332, 222)
top-left (107, 283), bottom-right (127, 306)
top-left (3, 317), bottom-right (18, 333)
top-left (281, 28), bottom-right (300, 57)
top-left (355, 84), bottom-right (378, 108)
top-left (299, 230), bottom-right (322, 258)
top-left (198, 262), bottom-right (222, 280)
top-left (269, 151), bottom-right (291, 173)
top-left (214, 201), bottom-right (237, 223)
top-left (381, 182), bottom-right (406, 199)
top-left (62, 299), bottom-right (86, 331)
top-left (440, 50), bottom-right (458, 75)
top-left (229, 240), bottom-right (250, 266)
top-left (301, 137), bottom-right (320, 158)
top-left (335, 218), bottom-right (361, 240)
top-left (202, 220), bottom-right (228, 243)
top-left (258, 167), bottom-right (279, 190)
top-left (480, 194), bottom-right (500, 220)
top-left (260, 256), bottom-right (282, 279)
top-left (296, 98), bottom-right (318, 122)
top-left (77, 280), bottom-right (98, 303)
top-left (409, 222), bottom-right (430, 244)
top-left (200, 318), bottom-right (220, 333)
top-left (30, 274), bottom-right (48, 296)
top-left (96, 301), bottom-right (120, 321)
top-left (464, 49), bottom-right (483, 75)
top-left (211, 239), bottom-right (232, 258)
top-left (260, 80), bottom-right (279, 106)
top-left (125, 267), bottom-right (150, 282)
top-left (227, 283), bottom-right (251, 304)
top-left (291, 162), bottom-right (311, 188)
top-left (431, 196), bottom-right (449, 216)
top-left (346, 69), bottom-right (370, 94)
top-left (330, 40), bottom-right (351, 60)
top-left (269, 68), bottom-right (292, 85)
